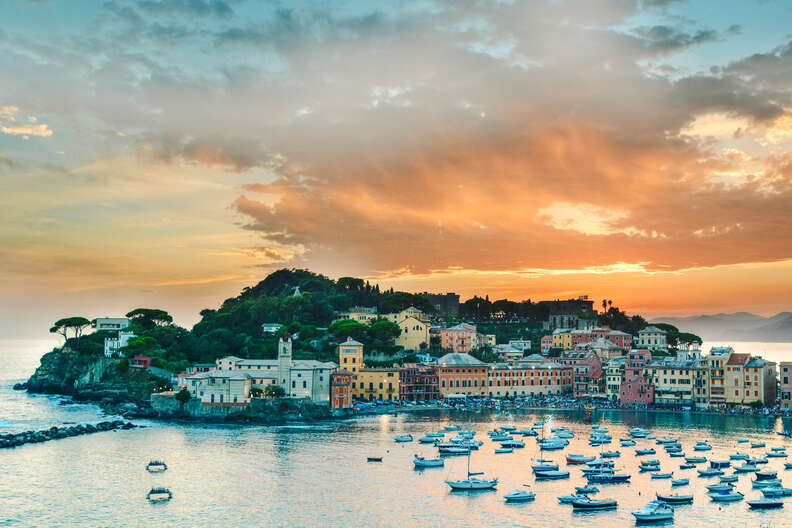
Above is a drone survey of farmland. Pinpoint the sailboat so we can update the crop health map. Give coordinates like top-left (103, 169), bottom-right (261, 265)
top-left (446, 447), bottom-right (497, 490)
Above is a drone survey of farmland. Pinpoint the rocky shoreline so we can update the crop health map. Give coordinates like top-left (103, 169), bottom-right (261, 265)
top-left (0, 420), bottom-right (138, 450)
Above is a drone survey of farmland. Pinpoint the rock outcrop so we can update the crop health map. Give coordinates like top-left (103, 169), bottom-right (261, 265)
top-left (0, 420), bottom-right (137, 449)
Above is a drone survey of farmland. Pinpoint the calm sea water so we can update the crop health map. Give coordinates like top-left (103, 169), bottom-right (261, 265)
top-left (2, 339), bottom-right (792, 527)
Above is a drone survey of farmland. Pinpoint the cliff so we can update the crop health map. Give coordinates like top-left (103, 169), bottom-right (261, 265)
top-left (151, 393), bottom-right (332, 423)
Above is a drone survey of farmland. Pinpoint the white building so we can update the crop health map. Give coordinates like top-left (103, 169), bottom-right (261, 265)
top-left (192, 337), bottom-right (337, 404)
top-left (637, 325), bottom-right (668, 350)
top-left (104, 330), bottom-right (136, 357)
top-left (94, 317), bottom-right (131, 332)
top-left (261, 323), bottom-right (283, 334)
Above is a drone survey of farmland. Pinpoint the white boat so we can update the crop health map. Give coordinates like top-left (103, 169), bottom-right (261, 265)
top-left (629, 428), bottom-right (650, 438)
top-left (495, 447), bottom-right (513, 454)
top-left (651, 472), bottom-right (673, 479)
top-left (671, 478), bottom-right (689, 486)
top-left (735, 463), bottom-right (758, 473)
top-left (694, 443), bottom-right (712, 451)
top-left (751, 441), bottom-right (766, 448)
top-left (632, 500), bottom-right (674, 522)
top-left (442, 425), bottom-right (461, 432)
top-left (146, 487), bottom-right (172, 502)
top-left (532, 462), bottom-right (559, 472)
top-left (439, 446), bottom-right (470, 455)
top-left (571, 497), bottom-right (618, 510)
top-left (558, 494), bottom-right (588, 504)
top-left (705, 483), bottom-right (734, 492)
top-left (709, 490), bottom-right (743, 502)
top-left (752, 479), bottom-right (782, 489)
top-left (146, 460), bottom-right (167, 473)
top-left (413, 455), bottom-right (444, 468)
top-left (445, 448), bottom-right (497, 490)
top-left (535, 470), bottom-right (570, 480)
top-left (761, 487), bottom-right (792, 497)
top-left (394, 434), bottom-right (413, 443)
top-left (504, 489), bottom-right (535, 502)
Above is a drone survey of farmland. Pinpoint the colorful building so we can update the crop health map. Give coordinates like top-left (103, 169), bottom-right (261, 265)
top-left (486, 361), bottom-right (572, 398)
top-left (780, 362), bottom-right (792, 409)
top-left (620, 349), bottom-right (654, 404)
top-left (637, 326), bottom-right (668, 351)
top-left (707, 347), bottom-right (732, 406)
top-left (338, 337), bottom-right (364, 374)
top-left (540, 335), bottom-right (554, 353)
top-left (559, 351), bottom-right (603, 398)
top-left (440, 323), bottom-right (480, 354)
top-left (399, 363), bottom-right (439, 401)
top-left (330, 370), bottom-right (353, 409)
top-left (353, 367), bottom-right (400, 401)
top-left (436, 352), bottom-right (488, 397)
top-left (393, 316), bottom-right (430, 351)
top-left (605, 357), bottom-right (625, 401)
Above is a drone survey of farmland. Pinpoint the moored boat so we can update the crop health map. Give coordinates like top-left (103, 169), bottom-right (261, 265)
top-left (636, 448), bottom-right (656, 456)
top-left (567, 454), bottom-right (595, 464)
top-left (767, 451), bottom-right (788, 458)
top-left (394, 434), bottom-right (413, 443)
top-left (761, 487), bottom-right (792, 497)
top-left (748, 499), bottom-right (783, 509)
top-left (685, 456), bottom-right (707, 464)
top-left (532, 462), bottom-right (559, 472)
top-left (419, 436), bottom-right (438, 443)
top-left (571, 497), bottom-right (618, 511)
top-left (671, 478), bottom-right (689, 486)
top-left (575, 485), bottom-right (599, 494)
top-left (656, 492), bottom-right (693, 504)
top-left (535, 470), bottom-right (570, 480)
top-left (558, 494), bottom-right (588, 504)
top-left (735, 463), bottom-right (758, 473)
top-left (601, 450), bottom-right (620, 458)
top-left (651, 472), bottom-right (673, 479)
top-left (447, 477), bottom-right (498, 490)
top-left (709, 490), bottom-right (743, 502)
top-left (785, 462), bottom-right (792, 470)
top-left (632, 500), bottom-right (674, 522)
top-left (697, 468), bottom-right (724, 477)
top-left (146, 487), bottom-right (172, 502)
top-left (504, 489), bottom-right (535, 502)
top-left (587, 472), bottom-right (630, 484)
top-left (413, 455), bottom-right (444, 468)
top-left (705, 483), bottom-right (734, 492)
top-left (146, 460), bottom-right (167, 473)
top-left (720, 475), bottom-right (738, 483)
top-left (730, 453), bottom-right (749, 460)
top-left (751, 441), bottom-right (766, 448)
top-left (495, 447), bottom-right (513, 454)
top-left (367, 456), bottom-right (383, 462)
top-left (679, 463), bottom-right (695, 469)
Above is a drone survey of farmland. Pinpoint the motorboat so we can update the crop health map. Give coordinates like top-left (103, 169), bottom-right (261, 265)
top-left (656, 492), bottom-right (693, 504)
top-left (519, 429), bottom-right (538, 437)
top-left (735, 463), bottom-right (759, 473)
top-left (710, 460), bottom-right (731, 469)
top-left (146, 461), bottom-right (167, 473)
top-left (752, 479), bottom-right (782, 489)
top-left (575, 485), bottom-right (599, 494)
top-left (767, 451), bottom-right (788, 458)
top-left (419, 436), bottom-right (438, 443)
top-left (709, 490), bottom-right (743, 502)
top-left (567, 454), bottom-right (595, 464)
top-left (446, 449), bottom-right (497, 490)
top-left (720, 475), bottom-right (739, 483)
top-left (582, 466), bottom-right (614, 476)
top-left (751, 441), bottom-right (766, 448)
top-left (671, 478), bottom-right (689, 486)
top-left (748, 499), bottom-right (784, 509)
top-left (685, 456), bottom-right (707, 463)
top-left (571, 497), bottom-right (618, 511)
top-left (639, 459), bottom-right (661, 470)
top-left (771, 447), bottom-right (787, 452)
top-left (499, 425), bottom-right (517, 431)
top-left (665, 447), bottom-right (683, 454)
top-left (495, 447), bottom-right (513, 454)
top-left (540, 441), bottom-right (567, 451)
top-left (556, 430), bottom-right (574, 439)
top-left (749, 457), bottom-right (769, 465)
top-left (694, 442), bottom-right (712, 452)
top-left (636, 448), bottom-right (656, 456)
top-left (630, 428), bottom-right (650, 438)
top-left (535, 470), bottom-right (570, 480)
top-left (532, 462), bottom-right (559, 473)
top-left (730, 453), bottom-right (749, 460)
top-left (761, 487), bottom-right (792, 497)
top-left (705, 483), bottom-right (734, 492)
top-left (394, 434), bottom-right (413, 443)
top-left (558, 494), bottom-right (588, 504)
top-left (426, 432), bottom-right (445, 438)
top-left (651, 472), bottom-right (673, 479)
top-left (756, 470), bottom-right (778, 480)
top-left (785, 462), bottom-right (792, 470)
top-left (439, 446), bottom-right (470, 455)
top-left (413, 455), bottom-right (444, 468)
top-left (146, 487), bottom-right (172, 502)
top-left (737, 438), bottom-right (749, 443)
top-left (367, 457), bottom-right (383, 462)
top-left (657, 437), bottom-right (678, 445)
top-left (632, 500), bottom-right (674, 522)
top-left (442, 425), bottom-right (461, 432)
top-left (670, 452), bottom-right (685, 458)
top-left (620, 439), bottom-right (636, 447)
top-left (490, 434), bottom-right (512, 442)
top-left (697, 469), bottom-right (724, 477)
top-left (504, 489), bottom-right (535, 502)
top-left (500, 440), bottom-right (525, 448)
top-left (679, 463), bottom-right (695, 469)
top-left (586, 472), bottom-right (630, 483)
top-left (601, 451), bottom-right (620, 458)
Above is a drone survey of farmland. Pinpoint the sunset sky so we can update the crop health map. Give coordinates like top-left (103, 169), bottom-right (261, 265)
top-left (2, 0), bottom-right (792, 337)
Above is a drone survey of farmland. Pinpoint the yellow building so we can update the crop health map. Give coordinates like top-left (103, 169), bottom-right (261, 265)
top-left (338, 338), bottom-right (364, 374)
top-left (552, 329), bottom-right (573, 350)
top-left (383, 306), bottom-right (431, 324)
top-left (353, 368), bottom-right (400, 401)
top-left (394, 316), bottom-right (430, 351)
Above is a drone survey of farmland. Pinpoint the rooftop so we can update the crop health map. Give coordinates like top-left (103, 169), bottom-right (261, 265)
top-left (437, 352), bottom-right (485, 366)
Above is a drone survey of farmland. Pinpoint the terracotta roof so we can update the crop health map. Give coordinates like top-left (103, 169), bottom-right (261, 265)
top-left (727, 353), bottom-right (750, 366)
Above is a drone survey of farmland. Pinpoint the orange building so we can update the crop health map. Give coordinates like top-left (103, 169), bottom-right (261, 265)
top-left (330, 370), bottom-right (353, 409)
top-left (436, 353), bottom-right (488, 397)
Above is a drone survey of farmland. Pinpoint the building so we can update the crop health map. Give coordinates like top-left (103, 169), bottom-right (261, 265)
top-left (334, 306), bottom-right (378, 323)
top-left (729, 357), bottom-right (777, 407)
top-left (440, 323), bottom-right (480, 354)
top-left (492, 344), bottom-right (524, 362)
top-left (94, 317), bottom-right (131, 332)
top-left (558, 351), bottom-right (603, 398)
top-left (261, 323), bottom-right (283, 334)
top-left (540, 296), bottom-right (597, 330)
top-left (724, 353), bottom-right (750, 406)
top-left (486, 361), bottom-right (572, 398)
top-left (353, 367), bottom-right (400, 401)
top-left (399, 363), bottom-right (439, 401)
top-left (637, 326), bottom-right (668, 351)
top-left (420, 292), bottom-right (460, 316)
top-left (707, 347), bottom-right (731, 406)
top-left (383, 306), bottom-right (431, 324)
top-left (185, 370), bottom-right (251, 406)
top-left (606, 329), bottom-right (632, 350)
top-left (620, 349), bottom-right (654, 404)
top-left (130, 355), bottom-right (151, 369)
top-left (647, 358), bottom-right (698, 407)
top-left (577, 338), bottom-right (622, 360)
top-left (393, 316), bottom-right (430, 351)
top-left (605, 357), bottom-right (625, 401)
top-left (552, 329), bottom-right (573, 350)
top-left (338, 338), bottom-right (364, 373)
top-left (103, 330), bottom-right (135, 357)
top-left (484, 334), bottom-right (497, 347)
top-left (780, 362), bottom-right (792, 409)
top-left (436, 352), bottom-right (488, 397)
top-left (330, 370), bottom-right (354, 409)
top-left (540, 335), bottom-right (554, 354)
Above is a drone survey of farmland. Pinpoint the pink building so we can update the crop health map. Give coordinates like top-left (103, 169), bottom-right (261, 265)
top-left (606, 329), bottom-right (632, 349)
top-left (568, 327), bottom-right (632, 351)
top-left (440, 323), bottom-right (479, 354)
top-left (559, 351), bottom-right (603, 398)
top-left (540, 335), bottom-right (554, 353)
top-left (620, 349), bottom-right (654, 404)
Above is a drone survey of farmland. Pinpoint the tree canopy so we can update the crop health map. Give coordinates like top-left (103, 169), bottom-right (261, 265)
top-left (50, 317), bottom-right (92, 340)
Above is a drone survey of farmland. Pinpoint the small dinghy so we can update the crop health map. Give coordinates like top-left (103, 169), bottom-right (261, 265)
top-left (419, 436), bottom-right (438, 443)
top-left (504, 489), bottom-right (535, 502)
top-left (670, 452), bottom-right (685, 458)
top-left (532, 462), bottom-right (559, 472)
top-left (748, 499), bottom-right (783, 509)
top-left (735, 463), bottom-right (758, 473)
top-left (710, 490), bottom-right (743, 502)
top-left (685, 456), bottom-right (707, 464)
top-left (367, 456), bottom-right (383, 462)
top-left (601, 451), bottom-right (620, 458)
top-left (146, 461), bottom-right (167, 473)
top-left (694, 444), bottom-right (712, 452)
top-left (737, 438), bottom-right (749, 443)
top-left (656, 492), bottom-right (693, 504)
top-left (651, 472), bottom-right (673, 479)
top-left (785, 462), bottom-right (792, 470)
top-left (671, 478), bottom-right (689, 486)
top-left (752, 478), bottom-right (782, 489)
top-left (587, 472), bottom-right (630, 483)
top-left (755, 470), bottom-right (778, 480)
top-left (558, 494), bottom-right (588, 504)
top-left (766, 451), bottom-right (788, 458)
top-left (730, 453), bottom-right (749, 460)
top-left (620, 439), bottom-right (636, 447)
top-left (697, 469), bottom-right (724, 477)
top-left (500, 440), bottom-right (524, 448)
top-left (571, 497), bottom-right (618, 511)
top-left (632, 500), bottom-right (674, 522)
top-left (720, 475), bottom-right (738, 483)
top-left (771, 447), bottom-right (787, 452)
top-left (679, 463), bottom-right (696, 469)
top-left (636, 448), bottom-right (656, 456)
top-left (394, 434), bottom-right (413, 443)
top-left (495, 447), bottom-right (513, 454)
top-left (567, 454), bottom-right (595, 464)
top-left (706, 483), bottom-right (734, 492)
top-left (751, 441), bottom-right (766, 448)
top-left (146, 487), bottom-right (172, 502)
top-left (535, 470), bottom-right (570, 481)
top-left (413, 455), bottom-right (443, 468)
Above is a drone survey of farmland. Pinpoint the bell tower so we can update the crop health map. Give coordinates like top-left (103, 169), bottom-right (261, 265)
top-left (278, 333), bottom-right (293, 395)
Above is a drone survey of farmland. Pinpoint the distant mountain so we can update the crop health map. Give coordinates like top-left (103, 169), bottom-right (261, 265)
top-left (652, 312), bottom-right (792, 342)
